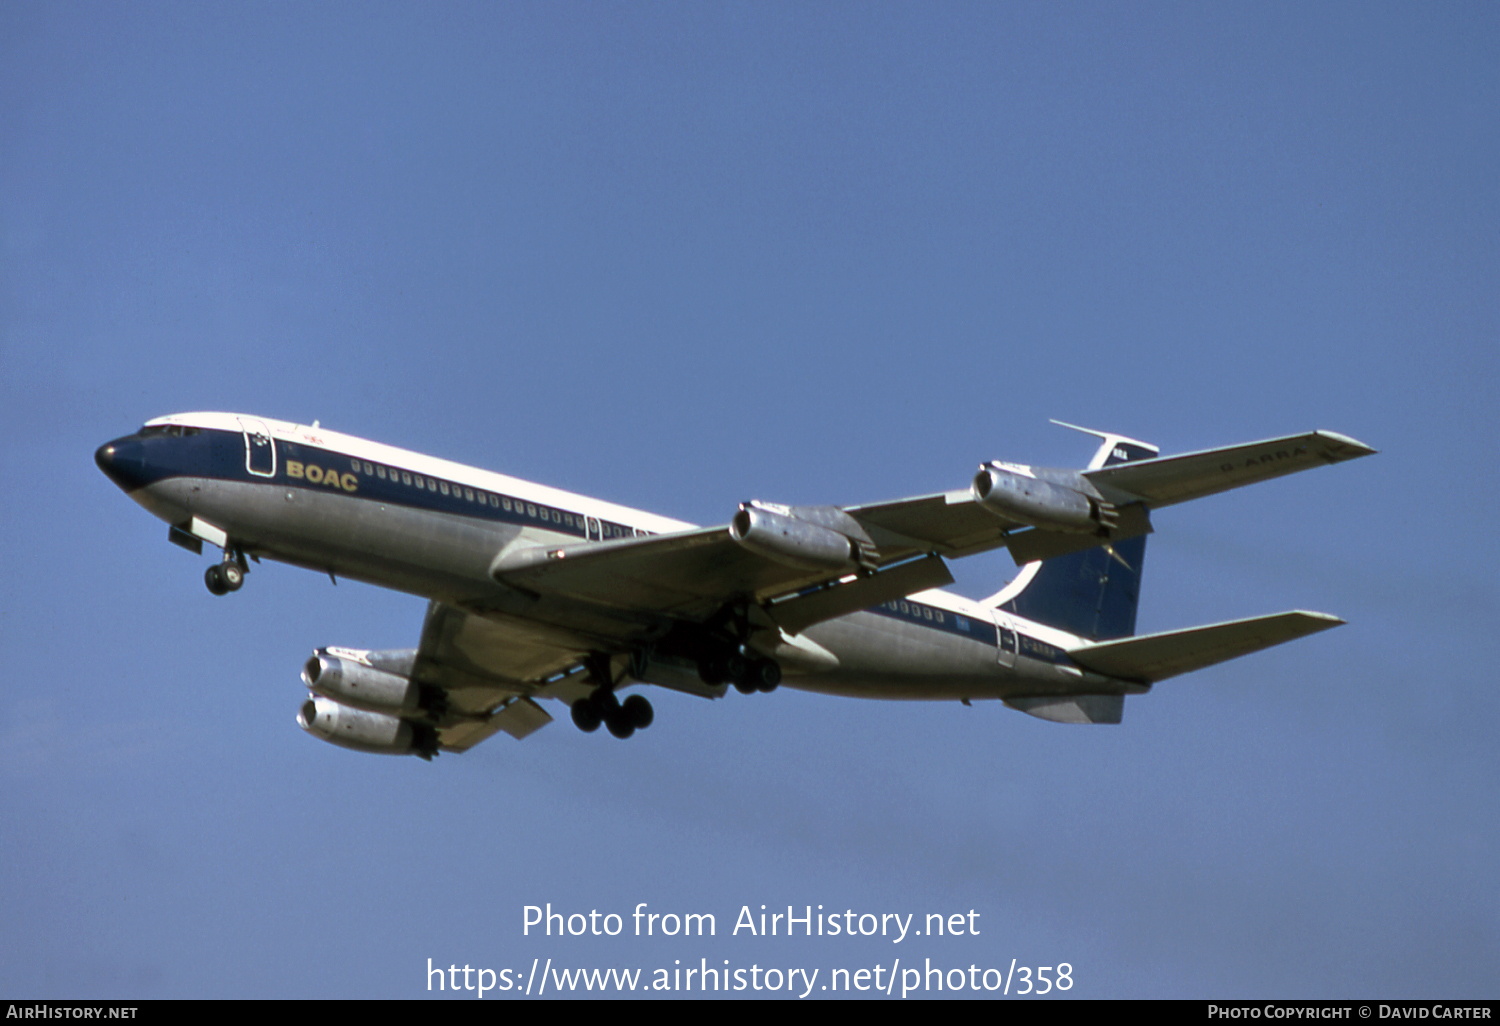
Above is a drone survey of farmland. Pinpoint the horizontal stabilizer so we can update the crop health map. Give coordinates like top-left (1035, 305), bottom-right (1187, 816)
top-left (1066, 610), bottom-right (1344, 683)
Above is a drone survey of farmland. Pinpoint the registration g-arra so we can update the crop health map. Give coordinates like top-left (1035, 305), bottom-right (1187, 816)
top-left (96, 414), bottom-right (1374, 758)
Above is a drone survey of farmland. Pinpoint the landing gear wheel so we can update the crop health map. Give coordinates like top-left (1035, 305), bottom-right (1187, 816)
top-left (622, 694), bottom-right (653, 729)
top-left (702, 650), bottom-right (751, 688)
top-left (571, 698), bottom-right (603, 733)
top-left (752, 659), bottom-right (781, 693)
top-left (221, 562), bottom-right (244, 592)
top-left (730, 657), bottom-right (780, 694)
top-left (605, 707), bottom-right (636, 739)
top-left (205, 564), bottom-right (229, 596)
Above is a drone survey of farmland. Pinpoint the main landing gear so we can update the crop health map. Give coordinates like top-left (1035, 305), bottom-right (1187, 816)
top-left (571, 689), bottom-right (654, 739)
top-left (567, 641), bottom-right (783, 740)
top-left (699, 650), bottom-right (781, 695)
top-left (204, 551), bottom-right (248, 595)
top-left (571, 652), bottom-right (654, 740)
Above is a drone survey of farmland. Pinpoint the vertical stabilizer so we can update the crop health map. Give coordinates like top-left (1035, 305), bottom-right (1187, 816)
top-left (987, 425), bottom-right (1158, 641)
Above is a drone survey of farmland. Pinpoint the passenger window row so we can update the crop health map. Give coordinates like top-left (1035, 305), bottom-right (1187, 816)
top-left (879, 599), bottom-right (1000, 645)
top-left (883, 599), bottom-right (948, 625)
top-left (345, 456), bottom-right (646, 539)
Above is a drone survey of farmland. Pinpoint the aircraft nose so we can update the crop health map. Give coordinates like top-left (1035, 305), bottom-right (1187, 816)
top-left (95, 436), bottom-right (148, 491)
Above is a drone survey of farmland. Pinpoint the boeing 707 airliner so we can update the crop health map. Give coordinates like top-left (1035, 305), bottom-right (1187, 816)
top-left (96, 414), bottom-right (1373, 758)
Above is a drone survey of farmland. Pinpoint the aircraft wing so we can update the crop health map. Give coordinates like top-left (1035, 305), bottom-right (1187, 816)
top-left (407, 601), bottom-right (596, 751)
top-left (491, 525), bottom-right (839, 620)
top-left (488, 509), bottom-right (966, 632)
top-left (489, 428), bottom-right (1374, 628)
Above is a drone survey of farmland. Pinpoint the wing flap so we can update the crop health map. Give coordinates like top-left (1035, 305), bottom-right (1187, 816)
top-left (439, 697), bottom-right (554, 751)
top-left (411, 601), bottom-right (587, 708)
top-left (1066, 610), bottom-right (1345, 683)
top-left (405, 602), bottom-right (592, 750)
top-left (766, 555), bottom-right (955, 634)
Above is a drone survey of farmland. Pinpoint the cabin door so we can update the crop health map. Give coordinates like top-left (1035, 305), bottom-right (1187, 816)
top-left (237, 417), bottom-right (277, 478)
top-left (991, 610), bottom-right (1018, 669)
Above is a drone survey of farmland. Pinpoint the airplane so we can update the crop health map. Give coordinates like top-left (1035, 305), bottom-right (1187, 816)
top-left (95, 414), bottom-right (1374, 759)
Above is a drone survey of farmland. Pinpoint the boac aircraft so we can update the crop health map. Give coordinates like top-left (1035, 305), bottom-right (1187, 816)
top-left (96, 415), bottom-right (1373, 758)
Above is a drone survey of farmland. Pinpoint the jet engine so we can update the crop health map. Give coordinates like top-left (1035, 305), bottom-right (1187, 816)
top-left (303, 649), bottom-right (421, 715)
top-left (729, 503), bottom-right (861, 572)
top-left (297, 694), bottom-right (437, 759)
top-left (972, 463), bottom-right (1118, 534)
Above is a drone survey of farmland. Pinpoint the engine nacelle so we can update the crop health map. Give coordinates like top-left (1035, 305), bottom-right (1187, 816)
top-left (297, 694), bottom-right (436, 758)
top-left (729, 503), bottom-right (859, 572)
top-left (302, 650), bottom-right (421, 715)
top-left (972, 463), bottom-right (1111, 534)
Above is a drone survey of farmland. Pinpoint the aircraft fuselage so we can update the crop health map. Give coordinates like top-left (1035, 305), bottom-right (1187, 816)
top-left (96, 412), bottom-right (1118, 707)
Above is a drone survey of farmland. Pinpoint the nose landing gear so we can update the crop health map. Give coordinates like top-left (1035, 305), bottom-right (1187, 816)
top-left (204, 551), bottom-right (248, 595)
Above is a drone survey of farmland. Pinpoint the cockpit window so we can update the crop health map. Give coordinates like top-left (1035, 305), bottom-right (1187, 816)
top-left (138, 424), bottom-right (200, 438)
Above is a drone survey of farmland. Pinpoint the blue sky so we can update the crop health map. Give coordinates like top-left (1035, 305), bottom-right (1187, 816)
top-left (3, 2), bottom-right (1496, 999)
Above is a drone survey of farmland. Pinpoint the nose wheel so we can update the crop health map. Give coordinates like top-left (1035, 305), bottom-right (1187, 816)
top-left (205, 555), bottom-right (246, 595)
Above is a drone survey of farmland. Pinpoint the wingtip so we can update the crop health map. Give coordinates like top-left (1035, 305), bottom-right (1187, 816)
top-left (1314, 431), bottom-right (1378, 459)
top-left (1291, 610), bottom-right (1347, 629)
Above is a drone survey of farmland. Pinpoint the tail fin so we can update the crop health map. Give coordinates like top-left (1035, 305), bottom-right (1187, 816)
top-left (986, 425), bottom-right (1158, 641)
